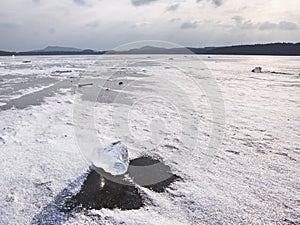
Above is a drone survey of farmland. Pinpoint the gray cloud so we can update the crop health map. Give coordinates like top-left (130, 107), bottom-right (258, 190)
top-left (169, 18), bottom-right (181, 23)
top-left (279, 21), bottom-right (299, 30)
top-left (181, 21), bottom-right (198, 29)
top-left (232, 16), bottom-right (257, 29)
top-left (0, 0), bottom-right (299, 52)
top-left (196, 0), bottom-right (224, 7)
top-left (211, 0), bottom-right (223, 6)
top-left (232, 16), bottom-right (299, 32)
top-left (232, 15), bottom-right (243, 24)
top-left (259, 21), bottom-right (277, 30)
top-left (260, 21), bottom-right (299, 31)
top-left (166, 4), bottom-right (180, 11)
top-left (131, 0), bottom-right (158, 6)
top-left (73, 0), bottom-right (86, 5)
top-left (0, 22), bottom-right (20, 29)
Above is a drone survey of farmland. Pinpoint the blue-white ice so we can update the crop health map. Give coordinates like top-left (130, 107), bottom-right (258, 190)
top-left (91, 141), bottom-right (129, 176)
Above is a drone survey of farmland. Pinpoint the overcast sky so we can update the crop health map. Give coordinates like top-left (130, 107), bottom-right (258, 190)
top-left (0, 0), bottom-right (299, 51)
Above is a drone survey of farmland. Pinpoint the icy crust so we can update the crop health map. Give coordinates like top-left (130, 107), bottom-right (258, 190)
top-left (0, 92), bottom-right (88, 225)
top-left (0, 55), bottom-right (299, 225)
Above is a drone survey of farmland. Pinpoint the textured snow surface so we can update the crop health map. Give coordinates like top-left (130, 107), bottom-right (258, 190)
top-left (0, 55), bottom-right (299, 225)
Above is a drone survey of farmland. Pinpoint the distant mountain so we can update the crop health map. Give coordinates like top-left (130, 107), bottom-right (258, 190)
top-left (107, 46), bottom-right (195, 54)
top-left (108, 43), bottom-right (300, 55)
top-left (15, 46), bottom-right (105, 56)
top-left (37, 46), bottom-right (82, 52)
top-left (0, 43), bottom-right (299, 56)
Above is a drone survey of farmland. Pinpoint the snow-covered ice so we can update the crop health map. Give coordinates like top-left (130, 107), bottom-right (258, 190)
top-left (0, 55), bottom-right (299, 225)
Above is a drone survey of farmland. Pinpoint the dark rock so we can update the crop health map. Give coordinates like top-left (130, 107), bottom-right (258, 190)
top-left (65, 156), bottom-right (181, 211)
top-left (251, 67), bottom-right (262, 73)
top-left (130, 157), bottom-right (180, 193)
top-left (66, 170), bottom-right (143, 210)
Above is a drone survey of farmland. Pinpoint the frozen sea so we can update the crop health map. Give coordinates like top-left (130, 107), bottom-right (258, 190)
top-left (0, 55), bottom-right (299, 225)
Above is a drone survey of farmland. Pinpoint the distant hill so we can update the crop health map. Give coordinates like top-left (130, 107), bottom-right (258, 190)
top-left (103, 43), bottom-right (300, 55)
top-left (0, 43), bottom-right (299, 56)
top-left (107, 46), bottom-right (195, 54)
top-left (37, 46), bottom-right (82, 52)
top-left (15, 46), bottom-right (105, 56)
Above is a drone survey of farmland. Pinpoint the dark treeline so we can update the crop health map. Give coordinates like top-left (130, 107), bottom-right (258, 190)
top-left (205, 43), bottom-right (300, 56)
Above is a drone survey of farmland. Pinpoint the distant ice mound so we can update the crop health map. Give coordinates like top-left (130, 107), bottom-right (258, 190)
top-left (92, 141), bottom-right (129, 176)
top-left (252, 67), bottom-right (262, 73)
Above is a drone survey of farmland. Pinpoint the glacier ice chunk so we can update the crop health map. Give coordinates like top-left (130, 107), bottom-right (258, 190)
top-left (92, 141), bottom-right (129, 176)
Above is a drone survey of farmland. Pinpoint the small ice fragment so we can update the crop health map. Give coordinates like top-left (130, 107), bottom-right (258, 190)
top-left (0, 137), bottom-right (5, 144)
top-left (92, 141), bottom-right (129, 176)
top-left (251, 67), bottom-right (262, 73)
top-left (65, 99), bottom-right (74, 104)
